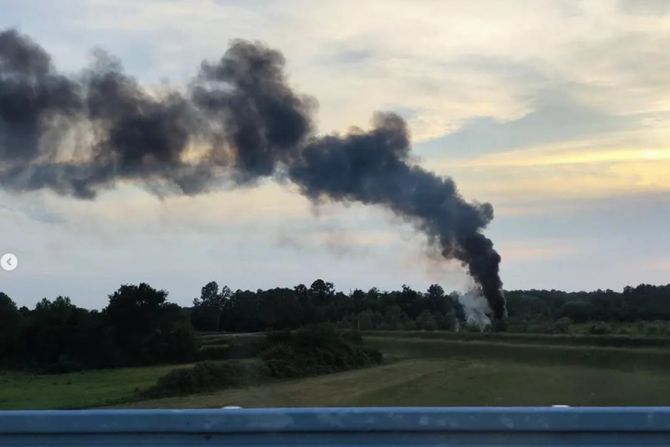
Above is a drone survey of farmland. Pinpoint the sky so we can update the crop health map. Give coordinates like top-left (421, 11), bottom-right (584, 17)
top-left (1, 0), bottom-right (669, 308)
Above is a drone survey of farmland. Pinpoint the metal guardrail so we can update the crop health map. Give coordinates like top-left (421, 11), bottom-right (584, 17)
top-left (1, 407), bottom-right (669, 446)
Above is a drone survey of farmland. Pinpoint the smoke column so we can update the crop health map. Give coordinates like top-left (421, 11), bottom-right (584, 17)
top-left (0, 29), bottom-right (506, 319)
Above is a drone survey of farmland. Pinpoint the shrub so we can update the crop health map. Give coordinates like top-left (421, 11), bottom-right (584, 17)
top-left (589, 321), bottom-right (613, 335)
top-left (415, 310), bottom-right (438, 331)
top-left (144, 360), bottom-right (269, 397)
top-left (340, 330), bottom-right (364, 345)
top-left (552, 317), bottom-right (573, 334)
top-left (260, 326), bottom-right (383, 378)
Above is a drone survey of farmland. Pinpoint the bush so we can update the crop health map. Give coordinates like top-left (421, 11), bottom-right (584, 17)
top-left (260, 344), bottom-right (305, 378)
top-left (144, 360), bottom-right (269, 397)
top-left (146, 321), bottom-right (200, 364)
top-left (260, 326), bottom-right (383, 378)
top-left (589, 321), bottom-right (613, 335)
top-left (340, 330), bottom-right (364, 344)
top-left (552, 317), bottom-right (573, 334)
top-left (415, 310), bottom-right (438, 331)
top-left (638, 321), bottom-right (670, 337)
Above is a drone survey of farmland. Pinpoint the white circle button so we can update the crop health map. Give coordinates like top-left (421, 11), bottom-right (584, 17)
top-left (1, 253), bottom-right (18, 272)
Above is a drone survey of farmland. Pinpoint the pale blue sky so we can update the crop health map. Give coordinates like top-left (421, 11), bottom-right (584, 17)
top-left (1, 0), bottom-right (669, 308)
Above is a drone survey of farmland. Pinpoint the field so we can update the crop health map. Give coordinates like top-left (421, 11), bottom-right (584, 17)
top-left (0, 364), bottom-right (187, 409)
top-left (2, 332), bottom-right (670, 409)
top-left (361, 330), bottom-right (670, 349)
top-left (365, 335), bottom-right (670, 371)
top-left (120, 358), bottom-right (670, 408)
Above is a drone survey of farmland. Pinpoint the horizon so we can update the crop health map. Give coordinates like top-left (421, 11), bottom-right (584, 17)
top-left (4, 279), bottom-right (669, 312)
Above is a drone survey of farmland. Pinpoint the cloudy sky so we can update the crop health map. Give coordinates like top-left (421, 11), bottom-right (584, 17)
top-left (1, 0), bottom-right (669, 308)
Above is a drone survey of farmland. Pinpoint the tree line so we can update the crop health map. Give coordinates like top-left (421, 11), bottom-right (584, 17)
top-left (190, 280), bottom-right (466, 332)
top-left (190, 281), bottom-right (670, 334)
top-left (0, 284), bottom-right (197, 372)
top-left (1, 280), bottom-right (669, 372)
top-left (505, 284), bottom-right (670, 333)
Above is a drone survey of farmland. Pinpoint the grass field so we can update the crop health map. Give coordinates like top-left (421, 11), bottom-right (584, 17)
top-left (3, 332), bottom-right (670, 409)
top-left (360, 330), bottom-right (670, 349)
top-left (364, 336), bottom-right (670, 371)
top-left (0, 364), bottom-right (190, 409)
top-left (120, 357), bottom-right (670, 408)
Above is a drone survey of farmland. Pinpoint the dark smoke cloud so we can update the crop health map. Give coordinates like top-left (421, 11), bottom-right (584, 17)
top-left (289, 114), bottom-right (504, 318)
top-left (193, 40), bottom-right (314, 180)
top-left (83, 51), bottom-right (197, 195)
top-left (0, 28), bottom-right (506, 319)
top-left (0, 30), bottom-right (81, 164)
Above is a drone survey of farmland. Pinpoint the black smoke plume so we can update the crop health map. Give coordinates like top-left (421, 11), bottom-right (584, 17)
top-left (0, 29), bottom-right (506, 319)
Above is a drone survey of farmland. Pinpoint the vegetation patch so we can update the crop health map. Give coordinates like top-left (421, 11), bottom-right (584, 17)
top-left (365, 336), bottom-right (670, 372)
top-left (261, 327), bottom-right (383, 378)
top-left (122, 358), bottom-right (670, 408)
top-left (143, 360), bottom-right (270, 398)
top-left (0, 286), bottom-right (198, 373)
top-left (0, 364), bottom-right (181, 409)
top-left (361, 330), bottom-right (670, 349)
top-left (145, 327), bottom-right (383, 398)
top-left (196, 337), bottom-right (267, 361)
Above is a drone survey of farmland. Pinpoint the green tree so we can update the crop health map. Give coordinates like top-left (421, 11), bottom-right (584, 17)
top-left (0, 293), bottom-right (20, 361)
top-left (426, 284), bottom-right (445, 300)
top-left (191, 281), bottom-right (231, 331)
top-left (309, 279), bottom-right (335, 303)
top-left (104, 283), bottom-right (196, 364)
top-left (416, 309), bottom-right (438, 331)
top-left (381, 305), bottom-right (414, 330)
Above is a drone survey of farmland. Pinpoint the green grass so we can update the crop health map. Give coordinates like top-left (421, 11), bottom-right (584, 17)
top-left (117, 336), bottom-right (670, 408)
top-left (569, 321), bottom-right (670, 337)
top-left (118, 357), bottom-right (670, 408)
top-left (0, 364), bottom-right (190, 409)
top-left (360, 330), bottom-right (670, 349)
top-left (198, 333), bottom-right (264, 346)
top-left (364, 336), bottom-right (670, 371)
top-left (5, 333), bottom-right (670, 409)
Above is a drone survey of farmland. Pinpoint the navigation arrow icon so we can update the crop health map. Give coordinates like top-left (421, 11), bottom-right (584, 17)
top-left (1, 253), bottom-right (18, 272)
